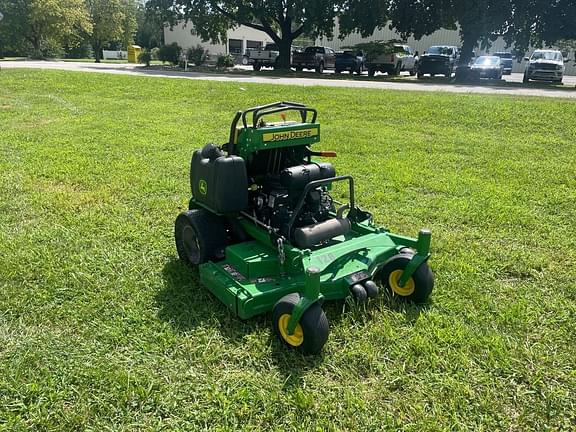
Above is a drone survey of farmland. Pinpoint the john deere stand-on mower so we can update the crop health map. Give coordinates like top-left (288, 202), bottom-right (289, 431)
top-left (175, 102), bottom-right (434, 354)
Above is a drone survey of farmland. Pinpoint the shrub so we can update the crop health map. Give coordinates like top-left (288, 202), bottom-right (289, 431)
top-left (138, 50), bottom-right (152, 67)
top-left (187, 45), bottom-right (209, 66)
top-left (64, 42), bottom-right (92, 59)
top-left (216, 54), bottom-right (235, 69)
top-left (158, 42), bottom-right (181, 65)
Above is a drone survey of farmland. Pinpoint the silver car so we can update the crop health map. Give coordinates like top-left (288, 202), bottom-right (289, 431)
top-left (523, 50), bottom-right (565, 84)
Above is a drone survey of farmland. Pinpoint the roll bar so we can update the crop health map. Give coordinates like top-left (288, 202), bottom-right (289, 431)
top-left (227, 101), bottom-right (318, 155)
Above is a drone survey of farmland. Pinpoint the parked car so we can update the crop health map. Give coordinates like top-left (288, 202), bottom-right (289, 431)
top-left (249, 43), bottom-right (280, 71)
top-left (470, 56), bottom-right (503, 79)
top-left (366, 44), bottom-right (417, 77)
top-left (493, 52), bottom-right (513, 74)
top-left (335, 50), bottom-right (365, 74)
top-left (292, 46), bottom-right (337, 73)
top-left (523, 50), bottom-right (565, 83)
top-left (417, 46), bottom-right (459, 78)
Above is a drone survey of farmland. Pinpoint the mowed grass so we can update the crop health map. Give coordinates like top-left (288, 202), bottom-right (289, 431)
top-left (1, 69), bottom-right (575, 431)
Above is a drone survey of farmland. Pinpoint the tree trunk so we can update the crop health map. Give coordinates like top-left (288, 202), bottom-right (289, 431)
top-left (31, 36), bottom-right (42, 59)
top-left (94, 41), bottom-right (101, 63)
top-left (454, 30), bottom-right (479, 82)
top-left (459, 31), bottom-right (478, 66)
top-left (277, 35), bottom-right (293, 70)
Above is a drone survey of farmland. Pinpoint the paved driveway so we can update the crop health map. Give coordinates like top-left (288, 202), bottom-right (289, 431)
top-left (2, 60), bottom-right (576, 99)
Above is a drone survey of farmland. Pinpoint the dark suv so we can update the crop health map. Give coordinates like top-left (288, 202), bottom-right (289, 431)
top-left (417, 46), bottom-right (459, 78)
top-left (493, 52), bottom-right (513, 75)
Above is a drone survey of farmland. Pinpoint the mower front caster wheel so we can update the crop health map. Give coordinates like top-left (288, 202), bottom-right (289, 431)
top-left (380, 254), bottom-right (434, 303)
top-left (272, 294), bottom-right (329, 355)
top-left (350, 284), bottom-right (368, 303)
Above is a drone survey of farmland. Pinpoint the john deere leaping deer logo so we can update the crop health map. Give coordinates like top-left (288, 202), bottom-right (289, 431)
top-left (198, 179), bottom-right (208, 195)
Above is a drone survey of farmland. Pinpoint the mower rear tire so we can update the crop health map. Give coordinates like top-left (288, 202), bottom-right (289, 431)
top-left (272, 293), bottom-right (329, 355)
top-left (175, 209), bottom-right (227, 266)
top-left (379, 254), bottom-right (434, 303)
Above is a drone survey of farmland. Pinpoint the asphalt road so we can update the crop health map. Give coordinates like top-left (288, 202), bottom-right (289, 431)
top-left (2, 60), bottom-right (576, 99)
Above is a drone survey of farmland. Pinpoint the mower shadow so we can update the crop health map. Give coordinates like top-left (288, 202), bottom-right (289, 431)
top-left (158, 258), bottom-right (432, 376)
top-left (157, 258), bottom-right (267, 342)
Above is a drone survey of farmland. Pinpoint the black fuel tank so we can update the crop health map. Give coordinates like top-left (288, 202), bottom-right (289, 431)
top-left (279, 163), bottom-right (335, 190)
top-left (191, 144), bottom-right (248, 213)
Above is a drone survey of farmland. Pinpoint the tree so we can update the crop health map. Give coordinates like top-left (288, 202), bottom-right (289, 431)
top-left (503, 0), bottom-right (576, 55)
top-left (135, 3), bottom-right (164, 49)
top-left (0, 0), bottom-right (91, 58)
top-left (147, 0), bottom-right (342, 69)
top-left (340, 0), bottom-right (513, 65)
top-left (85, 0), bottom-right (137, 62)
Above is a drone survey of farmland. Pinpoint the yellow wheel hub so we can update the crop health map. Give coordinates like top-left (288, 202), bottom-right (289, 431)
top-left (278, 314), bottom-right (304, 347)
top-left (389, 269), bottom-right (415, 296)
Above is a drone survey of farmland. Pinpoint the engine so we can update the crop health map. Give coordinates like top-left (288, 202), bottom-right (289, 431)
top-left (250, 162), bottom-right (337, 238)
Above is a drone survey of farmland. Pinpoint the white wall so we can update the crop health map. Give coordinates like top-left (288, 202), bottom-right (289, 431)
top-left (164, 21), bottom-right (273, 57)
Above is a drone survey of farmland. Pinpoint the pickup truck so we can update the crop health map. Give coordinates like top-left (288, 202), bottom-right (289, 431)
top-left (292, 46), bottom-right (336, 73)
top-left (417, 45), bottom-right (459, 78)
top-left (366, 44), bottom-right (417, 77)
top-left (249, 43), bottom-right (280, 71)
top-left (335, 50), bottom-right (365, 74)
top-left (523, 49), bottom-right (565, 83)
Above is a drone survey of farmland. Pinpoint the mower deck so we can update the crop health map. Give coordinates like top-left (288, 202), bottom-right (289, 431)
top-left (199, 221), bottom-right (426, 319)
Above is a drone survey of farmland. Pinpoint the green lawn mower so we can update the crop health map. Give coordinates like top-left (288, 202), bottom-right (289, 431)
top-left (174, 101), bottom-right (434, 354)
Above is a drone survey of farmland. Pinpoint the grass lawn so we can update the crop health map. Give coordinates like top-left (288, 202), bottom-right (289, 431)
top-left (1, 69), bottom-right (575, 431)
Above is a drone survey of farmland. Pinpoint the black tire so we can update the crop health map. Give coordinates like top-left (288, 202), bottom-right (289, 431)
top-left (350, 284), bottom-right (368, 303)
top-left (379, 254), bottom-right (434, 304)
top-left (174, 209), bottom-right (227, 266)
top-left (335, 69), bottom-right (341, 74)
top-left (368, 68), bottom-right (375, 77)
top-left (417, 72), bottom-right (423, 79)
top-left (295, 66), bottom-right (303, 72)
top-left (364, 280), bottom-right (379, 298)
top-left (409, 67), bottom-right (416, 76)
top-left (392, 62), bottom-right (401, 76)
top-left (253, 62), bottom-right (261, 71)
top-left (316, 62), bottom-right (324, 74)
top-left (272, 293), bottom-right (329, 355)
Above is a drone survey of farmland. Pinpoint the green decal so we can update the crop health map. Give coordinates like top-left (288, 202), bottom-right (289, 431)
top-left (199, 179), bottom-right (208, 195)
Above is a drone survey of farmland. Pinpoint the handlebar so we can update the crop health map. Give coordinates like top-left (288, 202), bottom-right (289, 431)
top-left (227, 101), bottom-right (318, 155)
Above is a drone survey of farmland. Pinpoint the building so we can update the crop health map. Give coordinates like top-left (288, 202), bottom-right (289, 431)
top-left (164, 21), bottom-right (273, 62)
top-left (165, 20), bottom-right (575, 75)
